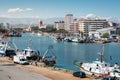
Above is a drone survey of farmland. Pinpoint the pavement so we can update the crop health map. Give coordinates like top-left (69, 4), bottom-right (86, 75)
top-left (0, 63), bottom-right (51, 80)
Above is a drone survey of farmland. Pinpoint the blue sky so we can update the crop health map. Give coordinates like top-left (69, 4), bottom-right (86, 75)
top-left (0, 0), bottom-right (120, 19)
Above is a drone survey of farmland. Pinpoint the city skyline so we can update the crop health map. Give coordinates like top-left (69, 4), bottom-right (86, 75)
top-left (0, 0), bottom-right (120, 19)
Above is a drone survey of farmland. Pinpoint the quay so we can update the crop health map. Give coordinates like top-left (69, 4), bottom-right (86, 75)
top-left (0, 57), bottom-right (92, 80)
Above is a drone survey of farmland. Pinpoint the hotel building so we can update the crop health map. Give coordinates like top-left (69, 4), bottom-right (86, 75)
top-left (54, 21), bottom-right (64, 30)
top-left (78, 19), bottom-right (108, 34)
top-left (69, 20), bottom-right (79, 33)
top-left (64, 14), bottom-right (73, 31)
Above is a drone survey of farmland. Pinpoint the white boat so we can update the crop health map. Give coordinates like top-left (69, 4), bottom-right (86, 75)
top-left (21, 47), bottom-right (37, 58)
top-left (0, 40), bottom-right (17, 56)
top-left (37, 32), bottom-right (42, 36)
top-left (110, 69), bottom-right (120, 77)
top-left (72, 38), bottom-right (80, 43)
top-left (73, 44), bottom-right (120, 77)
top-left (16, 39), bottom-right (38, 60)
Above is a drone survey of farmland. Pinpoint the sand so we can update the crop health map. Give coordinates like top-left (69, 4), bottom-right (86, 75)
top-left (0, 57), bottom-right (93, 80)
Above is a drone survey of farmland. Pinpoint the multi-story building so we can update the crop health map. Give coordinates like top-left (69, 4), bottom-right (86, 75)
top-left (54, 21), bottom-right (64, 30)
top-left (0, 22), bottom-right (11, 29)
top-left (69, 20), bottom-right (79, 33)
top-left (38, 20), bottom-right (46, 29)
top-left (64, 14), bottom-right (73, 31)
top-left (78, 19), bottom-right (108, 34)
top-left (38, 20), bottom-right (43, 29)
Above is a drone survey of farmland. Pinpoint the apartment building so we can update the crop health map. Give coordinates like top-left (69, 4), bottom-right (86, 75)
top-left (64, 14), bottom-right (73, 31)
top-left (54, 21), bottom-right (64, 30)
top-left (78, 19), bottom-right (108, 34)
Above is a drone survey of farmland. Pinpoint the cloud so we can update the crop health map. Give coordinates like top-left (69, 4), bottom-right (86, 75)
top-left (8, 8), bottom-right (32, 13)
top-left (25, 8), bottom-right (32, 11)
top-left (86, 13), bottom-right (96, 18)
top-left (0, 14), bottom-right (9, 18)
top-left (30, 16), bottom-right (40, 18)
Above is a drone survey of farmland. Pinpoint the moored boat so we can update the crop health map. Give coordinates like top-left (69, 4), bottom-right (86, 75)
top-left (73, 44), bottom-right (120, 77)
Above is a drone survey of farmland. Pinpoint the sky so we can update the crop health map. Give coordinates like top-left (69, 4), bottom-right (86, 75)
top-left (0, 0), bottom-right (120, 19)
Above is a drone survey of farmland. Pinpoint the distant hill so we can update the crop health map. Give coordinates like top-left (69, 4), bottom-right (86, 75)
top-left (0, 17), bottom-right (64, 25)
top-left (0, 17), bottom-right (119, 25)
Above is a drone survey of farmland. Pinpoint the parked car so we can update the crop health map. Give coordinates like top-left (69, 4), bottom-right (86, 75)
top-left (72, 71), bottom-right (86, 78)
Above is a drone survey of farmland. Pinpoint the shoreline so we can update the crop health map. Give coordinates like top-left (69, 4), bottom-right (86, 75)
top-left (0, 57), bottom-right (93, 80)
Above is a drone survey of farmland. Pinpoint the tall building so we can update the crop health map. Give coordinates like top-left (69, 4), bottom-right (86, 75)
top-left (69, 20), bottom-right (79, 33)
top-left (38, 20), bottom-right (43, 28)
top-left (64, 14), bottom-right (73, 31)
top-left (78, 19), bottom-right (108, 34)
top-left (54, 21), bottom-right (64, 30)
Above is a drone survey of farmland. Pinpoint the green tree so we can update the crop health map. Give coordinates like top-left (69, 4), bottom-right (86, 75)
top-left (116, 30), bottom-right (120, 35)
top-left (56, 29), bottom-right (68, 33)
top-left (102, 33), bottom-right (109, 38)
top-left (0, 28), bottom-right (8, 33)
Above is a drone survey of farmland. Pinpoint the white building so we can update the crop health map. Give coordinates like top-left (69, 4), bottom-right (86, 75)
top-left (54, 21), bottom-right (64, 30)
top-left (64, 14), bottom-right (73, 31)
top-left (89, 27), bottom-right (116, 39)
top-left (0, 22), bottom-right (11, 29)
top-left (78, 19), bottom-right (108, 34)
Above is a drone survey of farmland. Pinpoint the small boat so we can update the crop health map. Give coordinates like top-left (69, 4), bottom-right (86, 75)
top-left (0, 40), bottom-right (17, 56)
top-left (37, 32), bottom-right (42, 36)
top-left (73, 44), bottom-right (120, 77)
top-left (110, 69), bottom-right (120, 77)
top-left (18, 46), bottom-right (38, 60)
top-left (71, 38), bottom-right (80, 43)
top-left (2, 33), bottom-right (9, 38)
top-left (16, 39), bottom-right (38, 60)
top-left (41, 45), bottom-right (56, 66)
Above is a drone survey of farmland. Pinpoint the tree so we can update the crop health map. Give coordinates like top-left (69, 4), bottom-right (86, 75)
top-left (0, 28), bottom-right (8, 33)
top-left (56, 29), bottom-right (68, 33)
top-left (102, 33), bottom-right (109, 38)
top-left (116, 30), bottom-right (120, 35)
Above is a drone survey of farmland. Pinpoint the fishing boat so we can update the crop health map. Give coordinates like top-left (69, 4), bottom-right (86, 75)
top-left (16, 39), bottom-right (38, 60)
top-left (73, 44), bottom-right (120, 77)
top-left (19, 47), bottom-right (38, 60)
top-left (0, 39), bottom-right (17, 56)
top-left (71, 38), bottom-right (80, 43)
top-left (41, 45), bottom-right (56, 66)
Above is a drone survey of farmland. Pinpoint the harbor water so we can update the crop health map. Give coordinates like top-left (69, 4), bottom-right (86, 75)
top-left (10, 33), bottom-right (120, 71)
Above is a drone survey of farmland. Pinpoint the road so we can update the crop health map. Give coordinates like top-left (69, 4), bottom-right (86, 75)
top-left (0, 64), bottom-right (51, 80)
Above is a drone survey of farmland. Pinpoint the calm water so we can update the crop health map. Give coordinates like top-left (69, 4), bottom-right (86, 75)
top-left (10, 33), bottom-right (120, 71)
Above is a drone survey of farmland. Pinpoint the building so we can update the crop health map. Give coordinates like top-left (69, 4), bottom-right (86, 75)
top-left (38, 20), bottom-right (43, 29)
top-left (54, 21), bottom-right (64, 30)
top-left (0, 22), bottom-right (11, 29)
top-left (38, 20), bottom-right (46, 29)
top-left (69, 20), bottom-right (79, 33)
top-left (78, 19), bottom-right (108, 34)
top-left (108, 22), bottom-right (118, 27)
top-left (64, 14), bottom-right (73, 31)
top-left (89, 27), bottom-right (116, 39)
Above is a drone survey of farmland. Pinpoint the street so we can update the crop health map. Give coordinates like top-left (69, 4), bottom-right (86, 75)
top-left (0, 63), bottom-right (51, 80)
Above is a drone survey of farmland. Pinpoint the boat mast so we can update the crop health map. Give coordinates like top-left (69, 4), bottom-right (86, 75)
top-left (100, 44), bottom-right (104, 62)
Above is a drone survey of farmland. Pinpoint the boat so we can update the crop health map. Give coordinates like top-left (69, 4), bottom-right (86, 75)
top-left (16, 39), bottom-right (38, 60)
top-left (71, 38), bottom-right (80, 43)
top-left (64, 37), bottom-right (72, 42)
top-left (37, 32), bottom-right (42, 36)
top-left (2, 33), bottom-right (9, 38)
top-left (110, 68), bottom-right (120, 77)
top-left (0, 39), bottom-right (17, 56)
top-left (19, 47), bottom-right (38, 60)
top-left (73, 44), bottom-right (120, 77)
top-left (41, 45), bottom-right (56, 66)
